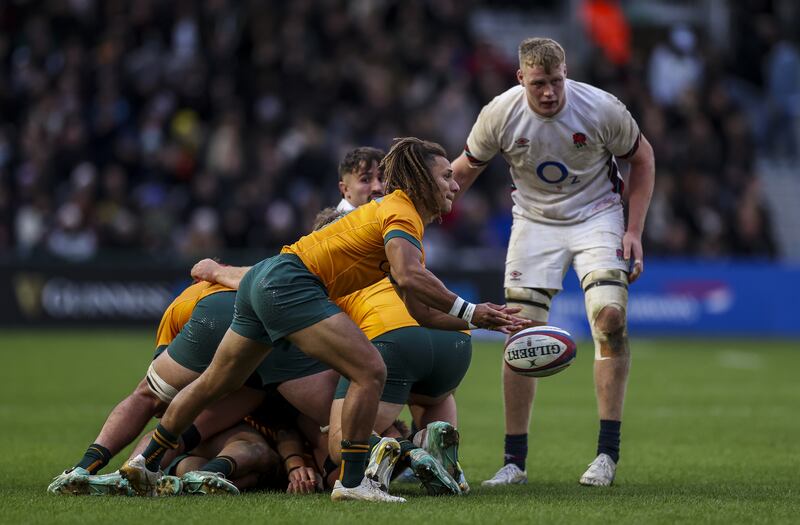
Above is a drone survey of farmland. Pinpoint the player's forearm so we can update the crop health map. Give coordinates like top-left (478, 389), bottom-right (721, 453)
top-left (625, 139), bottom-right (655, 236)
top-left (214, 266), bottom-right (251, 290)
top-left (275, 428), bottom-right (308, 469)
top-left (452, 155), bottom-right (484, 201)
top-left (403, 294), bottom-right (470, 330)
top-left (392, 266), bottom-right (458, 315)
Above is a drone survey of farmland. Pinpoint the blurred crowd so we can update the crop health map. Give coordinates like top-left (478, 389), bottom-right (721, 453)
top-left (0, 0), bottom-right (793, 263)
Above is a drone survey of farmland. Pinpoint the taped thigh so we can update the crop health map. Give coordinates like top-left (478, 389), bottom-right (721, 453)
top-left (581, 269), bottom-right (629, 359)
top-left (146, 363), bottom-right (179, 403)
top-left (505, 287), bottom-right (558, 322)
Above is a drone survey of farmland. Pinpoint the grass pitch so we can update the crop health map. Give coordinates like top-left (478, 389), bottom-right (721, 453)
top-left (0, 330), bottom-right (798, 524)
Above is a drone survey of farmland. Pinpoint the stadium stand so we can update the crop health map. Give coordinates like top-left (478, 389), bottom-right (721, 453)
top-left (0, 0), bottom-right (796, 264)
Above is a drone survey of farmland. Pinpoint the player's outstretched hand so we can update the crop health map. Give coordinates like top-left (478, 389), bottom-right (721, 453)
top-left (472, 303), bottom-right (534, 333)
top-left (191, 258), bottom-right (221, 283)
top-left (286, 466), bottom-right (318, 494)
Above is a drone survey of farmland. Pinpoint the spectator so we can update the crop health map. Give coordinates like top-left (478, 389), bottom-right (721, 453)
top-left (0, 1), bottom-right (781, 263)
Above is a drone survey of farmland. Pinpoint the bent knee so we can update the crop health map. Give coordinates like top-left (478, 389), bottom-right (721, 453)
top-left (134, 379), bottom-right (169, 413)
top-left (351, 353), bottom-right (387, 388)
top-left (594, 305), bottom-right (626, 336)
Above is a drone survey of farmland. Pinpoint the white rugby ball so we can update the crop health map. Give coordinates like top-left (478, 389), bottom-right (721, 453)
top-left (504, 326), bottom-right (577, 377)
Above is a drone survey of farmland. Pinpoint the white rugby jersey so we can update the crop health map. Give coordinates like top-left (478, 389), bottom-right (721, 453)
top-left (465, 79), bottom-right (640, 224)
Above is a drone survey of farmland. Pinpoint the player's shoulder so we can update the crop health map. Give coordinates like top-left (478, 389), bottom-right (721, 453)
top-left (378, 189), bottom-right (414, 209)
top-left (481, 85), bottom-right (527, 118)
top-left (567, 79), bottom-right (627, 116)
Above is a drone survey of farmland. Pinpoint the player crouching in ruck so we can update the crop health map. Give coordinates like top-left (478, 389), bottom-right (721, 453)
top-left (119, 138), bottom-right (530, 503)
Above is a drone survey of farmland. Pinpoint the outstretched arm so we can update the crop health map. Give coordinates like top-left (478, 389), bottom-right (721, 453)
top-left (385, 238), bottom-right (528, 332)
top-left (191, 259), bottom-right (251, 290)
top-left (622, 135), bottom-right (655, 284)
top-left (395, 284), bottom-right (474, 331)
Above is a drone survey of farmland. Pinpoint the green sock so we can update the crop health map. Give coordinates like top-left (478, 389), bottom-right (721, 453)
top-left (339, 440), bottom-right (369, 488)
top-left (200, 456), bottom-right (237, 477)
top-left (391, 439), bottom-right (418, 476)
top-left (77, 443), bottom-right (112, 474)
top-left (142, 424), bottom-right (179, 472)
top-left (367, 434), bottom-right (382, 452)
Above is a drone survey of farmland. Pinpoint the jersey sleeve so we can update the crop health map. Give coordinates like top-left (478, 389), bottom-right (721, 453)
top-left (464, 100), bottom-right (502, 166)
top-left (378, 193), bottom-right (424, 253)
top-left (601, 96), bottom-right (641, 159)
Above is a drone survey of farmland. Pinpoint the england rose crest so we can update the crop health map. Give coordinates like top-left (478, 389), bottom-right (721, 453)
top-left (573, 132), bottom-right (587, 148)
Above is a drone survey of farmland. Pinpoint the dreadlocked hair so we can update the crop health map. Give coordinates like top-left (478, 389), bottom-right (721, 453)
top-left (380, 137), bottom-right (448, 222)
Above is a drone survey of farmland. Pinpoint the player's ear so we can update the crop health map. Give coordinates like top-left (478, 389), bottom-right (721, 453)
top-left (516, 69), bottom-right (524, 85)
top-left (338, 179), bottom-right (347, 198)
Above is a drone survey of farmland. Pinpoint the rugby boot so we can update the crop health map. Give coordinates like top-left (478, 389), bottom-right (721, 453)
top-left (579, 453), bottom-right (616, 486)
top-left (407, 448), bottom-right (461, 496)
top-left (364, 437), bottom-right (401, 492)
top-left (393, 465), bottom-right (418, 484)
top-left (180, 470), bottom-right (239, 495)
top-left (119, 454), bottom-right (162, 496)
top-left (481, 463), bottom-right (528, 487)
top-left (155, 475), bottom-right (183, 496)
top-left (421, 421), bottom-right (469, 493)
top-left (49, 468), bottom-right (135, 496)
top-left (47, 467), bottom-right (90, 495)
top-left (331, 478), bottom-right (406, 503)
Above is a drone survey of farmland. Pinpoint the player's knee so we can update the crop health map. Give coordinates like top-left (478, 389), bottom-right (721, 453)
top-left (583, 269), bottom-right (629, 358)
top-left (244, 438), bottom-right (273, 468)
top-left (351, 351), bottom-right (386, 391)
top-left (595, 305), bottom-right (625, 336)
top-left (145, 364), bottom-right (179, 405)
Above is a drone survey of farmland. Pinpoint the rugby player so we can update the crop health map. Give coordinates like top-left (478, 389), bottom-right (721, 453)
top-left (121, 138), bottom-right (528, 503)
top-left (163, 389), bottom-right (324, 495)
top-left (452, 38), bottom-right (655, 487)
top-left (192, 146), bottom-right (477, 497)
top-left (48, 281), bottom-right (335, 496)
top-left (196, 209), bottom-right (469, 497)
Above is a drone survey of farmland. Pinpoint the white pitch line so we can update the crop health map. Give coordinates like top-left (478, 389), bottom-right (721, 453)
top-left (717, 350), bottom-right (764, 370)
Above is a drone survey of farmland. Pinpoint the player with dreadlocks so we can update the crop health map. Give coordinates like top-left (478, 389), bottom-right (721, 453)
top-left (120, 137), bottom-right (530, 503)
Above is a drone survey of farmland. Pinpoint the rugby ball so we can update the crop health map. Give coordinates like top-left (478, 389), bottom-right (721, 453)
top-left (504, 326), bottom-right (577, 377)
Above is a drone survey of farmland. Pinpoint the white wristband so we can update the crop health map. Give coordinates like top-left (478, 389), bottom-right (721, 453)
top-left (449, 296), bottom-right (476, 326)
top-left (462, 302), bottom-right (476, 324)
top-left (448, 297), bottom-right (465, 317)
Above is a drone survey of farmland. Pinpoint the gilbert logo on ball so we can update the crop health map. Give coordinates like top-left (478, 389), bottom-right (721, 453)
top-left (504, 326), bottom-right (577, 377)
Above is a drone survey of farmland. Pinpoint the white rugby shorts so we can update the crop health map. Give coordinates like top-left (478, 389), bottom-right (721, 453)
top-left (504, 207), bottom-right (629, 290)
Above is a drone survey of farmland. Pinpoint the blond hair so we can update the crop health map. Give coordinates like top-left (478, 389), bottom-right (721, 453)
top-left (518, 38), bottom-right (565, 73)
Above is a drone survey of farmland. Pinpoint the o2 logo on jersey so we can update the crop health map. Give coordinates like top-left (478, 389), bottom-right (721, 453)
top-left (536, 161), bottom-right (580, 186)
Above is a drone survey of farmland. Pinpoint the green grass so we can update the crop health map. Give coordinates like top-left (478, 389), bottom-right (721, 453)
top-left (1, 331), bottom-right (798, 524)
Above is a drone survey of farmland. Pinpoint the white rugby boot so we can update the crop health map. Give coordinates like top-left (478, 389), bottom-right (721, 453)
top-left (119, 454), bottom-right (162, 496)
top-left (179, 471), bottom-right (239, 495)
top-left (48, 468), bottom-right (136, 497)
top-left (331, 477), bottom-right (406, 503)
top-left (481, 463), bottom-right (528, 487)
top-left (47, 467), bottom-right (90, 495)
top-left (364, 437), bottom-right (402, 492)
top-left (579, 453), bottom-right (616, 486)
